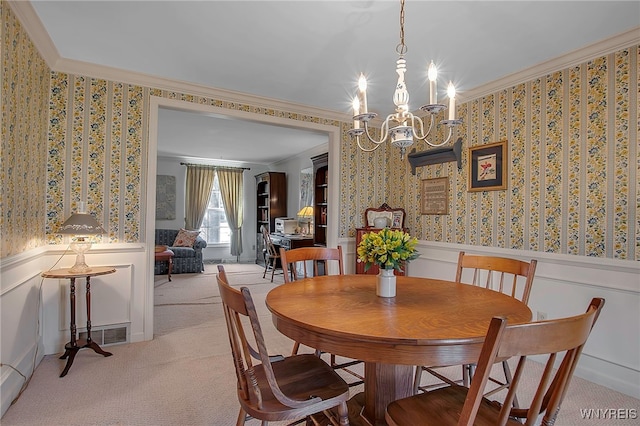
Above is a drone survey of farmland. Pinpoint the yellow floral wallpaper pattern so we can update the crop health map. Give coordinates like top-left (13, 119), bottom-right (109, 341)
top-left (388, 47), bottom-right (638, 260)
top-left (2, 0), bottom-right (637, 261)
top-left (1, 3), bottom-right (49, 258)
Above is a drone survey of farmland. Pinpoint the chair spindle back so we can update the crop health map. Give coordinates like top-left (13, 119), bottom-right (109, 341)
top-left (455, 251), bottom-right (537, 304)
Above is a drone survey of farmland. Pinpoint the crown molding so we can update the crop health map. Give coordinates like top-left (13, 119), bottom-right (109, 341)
top-left (8, 2), bottom-right (348, 122)
top-left (458, 27), bottom-right (640, 103)
top-left (7, 0), bottom-right (59, 67)
top-left (10, 1), bottom-right (639, 117)
top-left (54, 57), bottom-right (350, 122)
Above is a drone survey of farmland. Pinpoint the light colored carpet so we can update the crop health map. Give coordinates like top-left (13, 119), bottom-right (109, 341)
top-left (1, 264), bottom-right (637, 425)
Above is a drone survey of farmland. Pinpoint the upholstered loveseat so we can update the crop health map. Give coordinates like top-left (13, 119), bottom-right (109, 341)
top-left (154, 229), bottom-right (207, 275)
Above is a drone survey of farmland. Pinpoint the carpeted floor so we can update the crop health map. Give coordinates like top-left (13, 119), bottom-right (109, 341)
top-left (1, 264), bottom-right (637, 425)
top-left (1, 264), bottom-right (301, 426)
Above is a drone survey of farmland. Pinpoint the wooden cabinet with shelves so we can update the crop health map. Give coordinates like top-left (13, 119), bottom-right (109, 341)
top-left (255, 172), bottom-right (287, 265)
top-left (311, 153), bottom-right (329, 246)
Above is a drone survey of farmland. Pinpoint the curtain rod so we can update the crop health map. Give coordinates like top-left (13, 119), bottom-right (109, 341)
top-left (180, 162), bottom-right (250, 171)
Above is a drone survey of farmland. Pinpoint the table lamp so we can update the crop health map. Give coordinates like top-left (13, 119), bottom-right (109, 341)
top-left (297, 206), bottom-right (314, 235)
top-left (58, 202), bottom-right (106, 273)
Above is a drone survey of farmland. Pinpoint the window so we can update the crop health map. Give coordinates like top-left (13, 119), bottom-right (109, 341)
top-left (200, 175), bottom-right (231, 244)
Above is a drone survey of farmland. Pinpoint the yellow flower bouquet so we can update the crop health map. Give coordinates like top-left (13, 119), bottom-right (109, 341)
top-left (357, 228), bottom-right (419, 272)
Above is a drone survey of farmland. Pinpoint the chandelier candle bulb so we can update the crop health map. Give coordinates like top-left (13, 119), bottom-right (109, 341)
top-left (447, 82), bottom-right (456, 120)
top-left (428, 61), bottom-right (438, 104)
top-left (358, 73), bottom-right (368, 113)
top-left (352, 97), bottom-right (360, 129)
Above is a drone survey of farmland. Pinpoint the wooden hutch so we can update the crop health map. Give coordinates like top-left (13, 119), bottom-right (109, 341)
top-left (255, 171), bottom-right (286, 265)
top-left (355, 203), bottom-right (408, 275)
top-left (311, 153), bottom-right (329, 246)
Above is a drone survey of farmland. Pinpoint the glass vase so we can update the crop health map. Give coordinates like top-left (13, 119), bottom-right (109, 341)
top-left (377, 268), bottom-right (396, 297)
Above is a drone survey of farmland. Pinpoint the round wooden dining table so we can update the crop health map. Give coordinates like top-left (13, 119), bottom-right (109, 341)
top-left (265, 274), bottom-right (532, 426)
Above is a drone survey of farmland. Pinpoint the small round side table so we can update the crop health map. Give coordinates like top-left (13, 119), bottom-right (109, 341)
top-left (155, 248), bottom-right (175, 281)
top-left (41, 266), bottom-right (116, 377)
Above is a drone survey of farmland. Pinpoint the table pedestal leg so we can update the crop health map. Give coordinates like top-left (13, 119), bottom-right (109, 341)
top-left (59, 276), bottom-right (112, 377)
top-left (363, 362), bottom-right (414, 425)
top-left (85, 276), bottom-right (113, 358)
top-left (59, 346), bottom-right (78, 378)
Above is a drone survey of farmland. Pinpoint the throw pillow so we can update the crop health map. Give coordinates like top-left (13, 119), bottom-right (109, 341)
top-left (173, 228), bottom-right (200, 247)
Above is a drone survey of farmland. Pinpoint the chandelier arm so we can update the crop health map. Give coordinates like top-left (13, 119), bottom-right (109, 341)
top-left (355, 135), bottom-right (383, 152)
top-left (412, 114), bottom-right (434, 141)
top-left (362, 117), bottom-right (391, 146)
top-left (352, 118), bottom-right (389, 153)
top-left (440, 126), bottom-right (456, 145)
top-left (421, 126), bottom-right (454, 147)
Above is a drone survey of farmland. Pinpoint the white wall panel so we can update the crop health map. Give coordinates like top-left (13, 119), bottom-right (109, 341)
top-left (341, 238), bottom-right (640, 398)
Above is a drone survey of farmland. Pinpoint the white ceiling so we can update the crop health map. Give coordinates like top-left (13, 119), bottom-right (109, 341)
top-left (28, 0), bottom-right (640, 164)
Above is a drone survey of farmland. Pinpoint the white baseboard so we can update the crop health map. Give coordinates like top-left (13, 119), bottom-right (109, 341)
top-left (1, 340), bottom-right (44, 418)
top-left (575, 353), bottom-right (640, 399)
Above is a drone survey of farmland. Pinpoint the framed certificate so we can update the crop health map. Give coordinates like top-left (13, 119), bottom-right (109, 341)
top-left (421, 177), bottom-right (449, 215)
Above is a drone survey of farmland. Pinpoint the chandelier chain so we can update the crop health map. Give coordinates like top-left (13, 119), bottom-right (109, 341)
top-left (396, 0), bottom-right (407, 55)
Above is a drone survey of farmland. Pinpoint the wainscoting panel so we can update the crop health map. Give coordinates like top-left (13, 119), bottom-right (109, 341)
top-left (41, 243), bottom-right (147, 354)
top-left (340, 238), bottom-right (640, 398)
top-left (1, 248), bottom-right (48, 417)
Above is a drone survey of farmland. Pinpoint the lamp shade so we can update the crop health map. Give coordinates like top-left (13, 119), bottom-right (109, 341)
top-left (297, 206), bottom-right (314, 219)
top-left (58, 213), bottom-right (106, 235)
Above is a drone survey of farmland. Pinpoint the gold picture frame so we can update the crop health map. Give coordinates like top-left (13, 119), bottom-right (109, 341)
top-left (468, 140), bottom-right (508, 192)
top-left (421, 177), bottom-right (449, 215)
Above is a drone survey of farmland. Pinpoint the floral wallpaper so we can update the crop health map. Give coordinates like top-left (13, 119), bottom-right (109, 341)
top-left (46, 74), bottom-right (146, 244)
top-left (1, 3), bottom-right (49, 258)
top-left (387, 47), bottom-right (638, 260)
top-left (2, 0), bottom-right (637, 261)
top-left (45, 79), bottom-right (343, 245)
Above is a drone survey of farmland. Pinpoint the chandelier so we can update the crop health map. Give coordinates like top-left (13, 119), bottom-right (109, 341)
top-left (347, 0), bottom-right (462, 158)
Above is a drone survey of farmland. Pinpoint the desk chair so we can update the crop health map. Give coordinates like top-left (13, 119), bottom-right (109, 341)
top-left (261, 225), bottom-right (282, 282)
top-left (216, 265), bottom-right (350, 426)
top-left (388, 298), bottom-right (604, 426)
top-left (415, 251), bottom-right (537, 404)
top-left (280, 246), bottom-right (364, 387)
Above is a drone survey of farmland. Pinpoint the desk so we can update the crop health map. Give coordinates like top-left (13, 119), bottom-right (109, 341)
top-left (41, 266), bottom-right (116, 377)
top-left (266, 274), bottom-right (531, 425)
top-left (257, 234), bottom-right (314, 267)
top-left (269, 233), bottom-right (314, 250)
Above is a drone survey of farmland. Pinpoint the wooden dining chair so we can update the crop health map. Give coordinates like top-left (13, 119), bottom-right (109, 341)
top-left (216, 265), bottom-right (350, 426)
top-left (261, 225), bottom-right (282, 282)
top-left (280, 246), bottom-right (364, 387)
top-left (415, 251), bottom-right (538, 403)
top-left (281, 245), bottom-right (344, 282)
top-left (388, 298), bottom-right (605, 426)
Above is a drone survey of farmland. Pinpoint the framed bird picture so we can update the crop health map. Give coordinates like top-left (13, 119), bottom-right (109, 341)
top-left (468, 140), bottom-right (508, 192)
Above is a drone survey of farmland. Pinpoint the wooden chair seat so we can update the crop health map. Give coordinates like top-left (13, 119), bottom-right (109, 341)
top-left (216, 265), bottom-right (350, 425)
top-left (389, 298), bottom-right (605, 426)
top-left (245, 354), bottom-right (350, 421)
top-left (387, 384), bottom-right (522, 426)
